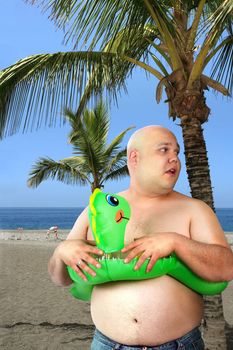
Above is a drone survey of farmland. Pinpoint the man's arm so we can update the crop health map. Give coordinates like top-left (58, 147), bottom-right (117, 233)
top-left (48, 207), bottom-right (103, 286)
top-left (122, 200), bottom-right (233, 282)
top-left (172, 235), bottom-right (233, 281)
top-left (175, 199), bottom-right (233, 281)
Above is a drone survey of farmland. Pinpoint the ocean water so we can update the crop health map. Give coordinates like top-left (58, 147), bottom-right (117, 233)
top-left (0, 207), bottom-right (233, 232)
top-left (0, 207), bottom-right (83, 230)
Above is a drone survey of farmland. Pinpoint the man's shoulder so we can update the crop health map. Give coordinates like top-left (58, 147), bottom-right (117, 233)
top-left (172, 191), bottom-right (211, 210)
top-left (171, 190), bottom-right (192, 202)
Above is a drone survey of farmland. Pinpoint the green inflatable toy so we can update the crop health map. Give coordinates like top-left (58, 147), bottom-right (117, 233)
top-left (67, 189), bottom-right (228, 301)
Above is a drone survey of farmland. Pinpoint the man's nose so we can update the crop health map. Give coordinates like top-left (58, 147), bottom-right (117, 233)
top-left (169, 154), bottom-right (178, 163)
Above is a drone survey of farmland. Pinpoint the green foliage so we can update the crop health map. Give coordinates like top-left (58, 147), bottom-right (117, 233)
top-left (0, 0), bottom-right (232, 138)
top-left (27, 101), bottom-right (133, 191)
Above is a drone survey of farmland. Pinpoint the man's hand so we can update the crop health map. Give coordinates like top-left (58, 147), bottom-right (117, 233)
top-left (121, 233), bottom-right (177, 272)
top-left (55, 239), bottom-right (103, 281)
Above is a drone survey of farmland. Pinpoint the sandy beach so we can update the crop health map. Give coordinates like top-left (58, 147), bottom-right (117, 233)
top-left (0, 230), bottom-right (232, 349)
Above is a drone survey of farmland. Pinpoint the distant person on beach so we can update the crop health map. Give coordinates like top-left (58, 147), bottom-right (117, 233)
top-left (46, 226), bottom-right (58, 240)
top-left (48, 125), bottom-right (233, 349)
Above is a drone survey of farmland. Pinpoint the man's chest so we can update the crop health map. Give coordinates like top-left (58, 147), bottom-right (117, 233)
top-left (124, 206), bottom-right (190, 243)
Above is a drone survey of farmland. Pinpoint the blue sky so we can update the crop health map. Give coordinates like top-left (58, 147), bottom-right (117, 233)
top-left (0, 0), bottom-right (232, 208)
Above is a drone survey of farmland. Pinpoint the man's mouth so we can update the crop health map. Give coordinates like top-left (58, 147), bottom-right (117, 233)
top-left (165, 168), bottom-right (176, 175)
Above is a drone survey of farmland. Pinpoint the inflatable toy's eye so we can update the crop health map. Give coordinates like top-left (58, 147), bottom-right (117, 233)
top-left (106, 195), bottom-right (119, 206)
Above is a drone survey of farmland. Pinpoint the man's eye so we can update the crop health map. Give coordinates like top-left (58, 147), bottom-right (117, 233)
top-left (160, 148), bottom-right (167, 152)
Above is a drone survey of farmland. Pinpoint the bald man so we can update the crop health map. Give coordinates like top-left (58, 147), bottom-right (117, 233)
top-left (48, 126), bottom-right (233, 350)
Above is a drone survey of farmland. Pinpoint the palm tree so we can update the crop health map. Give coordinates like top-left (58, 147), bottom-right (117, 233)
top-left (0, 1), bottom-right (232, 348)
top-left (28, 101), bottom-right (133, 192)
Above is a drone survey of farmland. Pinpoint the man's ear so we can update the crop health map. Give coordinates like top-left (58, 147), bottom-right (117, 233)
top-left (128, 149), bottom-right (138, 167)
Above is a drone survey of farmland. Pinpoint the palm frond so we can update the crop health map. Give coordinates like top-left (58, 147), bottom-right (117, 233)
top-left (150, 52), bottom-right (169, 76)
top-left (209, 34), bottom-right (233, 95)
top-left (74, 23), bottom-right (162, 118)
top-left (70, 115), bottom-right (100, 174)
top-left (103, 165), bottom-right (129, 183)
top-left (196, 0), bottom-right (232, 44)
top-left (103, 23), bottom-right (160, 58)
top-left (0, 51), bottom-right (129, 138)
top-left (102, 148), bottom-right (127, 173)
top-left (25, 1), bottom-right (158, 49)
top-left (56, 155), bottom-right (86, 167)
top-left (104, 127), bottom-right (134, 158)
top-left (186, 0), bottom-right (206, 52)
top-left (27, 156), bottom-right (89, 188)
top-left (75, 80), bottom-right (98, 119)
top-left (143, 0), bottom-right (183, 71)
top-left (156, 76), bottom-right (171, 103)
top-left (85, 101), bottom-right (110, 146)
top-left (147, 40), bottom-right (172, 67)
top-left (201, 75), bottom-right (230, 96)
top-left (204, 0), bottom-right (233, 34)
top-left (65, 103), bottom-right (112, 176)
top-left (188, 0), bottom-right (233, 91)
top-left (67, 104), bottom-right (109, 158)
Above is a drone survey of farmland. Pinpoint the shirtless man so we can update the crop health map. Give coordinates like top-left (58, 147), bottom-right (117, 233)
top-left (48, 126), bottom-right (233, 349)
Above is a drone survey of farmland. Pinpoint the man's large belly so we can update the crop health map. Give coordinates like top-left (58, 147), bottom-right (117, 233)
top-left (90, 276), bottom-right (204, 346)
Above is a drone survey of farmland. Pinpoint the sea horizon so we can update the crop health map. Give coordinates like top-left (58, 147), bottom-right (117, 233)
top-left (1, 207), bottom-right (233, 231)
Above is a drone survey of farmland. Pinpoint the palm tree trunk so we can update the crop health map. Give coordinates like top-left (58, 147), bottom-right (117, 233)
top-left (180, 112), bottom-right (227, 350)
top-left (202, 295), bottom-right (227, 350)
top-left (180, 117), bottom-right (214, 208)
top-left (91, 179), bottom-right (101, 193)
